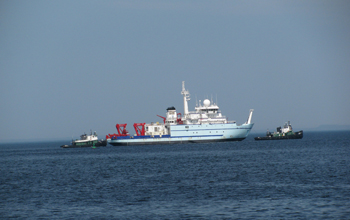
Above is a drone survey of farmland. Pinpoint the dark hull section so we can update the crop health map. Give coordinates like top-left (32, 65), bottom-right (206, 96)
top-left (61, 140), bottom-right (107, 148)
top-left (254, 131), bottom-right (303, 141)
top-left (108, 138), bottom-right (245, 146)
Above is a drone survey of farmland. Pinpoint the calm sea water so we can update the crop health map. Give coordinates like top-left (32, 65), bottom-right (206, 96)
top-left (1, 131), bottom-right (349, 219)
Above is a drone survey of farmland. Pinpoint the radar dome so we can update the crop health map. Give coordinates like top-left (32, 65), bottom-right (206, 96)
top-left (203, 99), bottom-right (210, 107)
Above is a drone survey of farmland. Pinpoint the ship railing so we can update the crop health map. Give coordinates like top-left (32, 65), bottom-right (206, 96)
top-left (206, 120), bottom-right (230, 124)
top-left (106, 133), bottom-right (129, 140)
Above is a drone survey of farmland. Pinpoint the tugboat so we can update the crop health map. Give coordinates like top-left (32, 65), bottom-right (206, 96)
top-left (254, 121), bottom-right (303, 140)
top-left (61, 131), bottom-right (107, 148)
top-left (106, 81), bottom-right (254, 146)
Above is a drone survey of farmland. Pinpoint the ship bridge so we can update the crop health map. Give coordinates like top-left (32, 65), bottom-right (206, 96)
top-left (183, 98), bottom-right (227, 124)
top-left (165, 106), bottom-right (177, 125)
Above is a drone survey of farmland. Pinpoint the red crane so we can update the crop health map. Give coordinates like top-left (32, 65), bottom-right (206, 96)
top-left (133, 123), bottom-right (146, 136)
top-left (157, 115), bottom-right (166, 124)
top-left (106, 123), bottom-right (129, 139)
top-left (116, 124), bottom-right (129, 136)
top-left (177, 113), bottom-right (183, 124)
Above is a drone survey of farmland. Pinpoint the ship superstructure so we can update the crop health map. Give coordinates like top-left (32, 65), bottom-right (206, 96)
top-left (107, 81), bottom-right (254, 146)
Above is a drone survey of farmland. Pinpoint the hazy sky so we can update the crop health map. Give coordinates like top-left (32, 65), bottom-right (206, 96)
top-left (1, 0), bottom-right (349, 142)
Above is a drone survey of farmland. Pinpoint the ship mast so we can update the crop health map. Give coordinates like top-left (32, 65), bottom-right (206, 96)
top-left (246, 109), bottom-right (254, 124)
top-left (181, 81), bottom-right (190, 117)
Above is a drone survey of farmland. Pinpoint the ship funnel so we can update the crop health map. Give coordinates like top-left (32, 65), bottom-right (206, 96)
top-left (246, 109), bottom-right (254, 124)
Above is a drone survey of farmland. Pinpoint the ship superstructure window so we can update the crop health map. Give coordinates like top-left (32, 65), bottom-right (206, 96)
top-left (200, 109), bottom-right (218, 113)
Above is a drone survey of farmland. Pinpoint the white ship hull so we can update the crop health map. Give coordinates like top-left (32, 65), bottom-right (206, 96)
top-left (108, 123), bottom-right (253, 146)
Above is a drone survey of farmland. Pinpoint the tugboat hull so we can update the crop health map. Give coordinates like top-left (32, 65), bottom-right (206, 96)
top-left (61, 140), bottom-right (107, 148)
top-left (254, 130), bottom-right (303, 141)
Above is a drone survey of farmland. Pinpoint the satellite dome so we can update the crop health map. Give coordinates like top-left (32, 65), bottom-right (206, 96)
top-left (203, 99), bottom-right (210, 107)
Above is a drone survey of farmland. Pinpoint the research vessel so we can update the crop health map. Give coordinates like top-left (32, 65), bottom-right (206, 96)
top-left (61, 131), bottom-right (107, 148)
top-left (254, 121), bottom-right (303, 140)
top-left (107, 81), bottom-right (254, 146)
